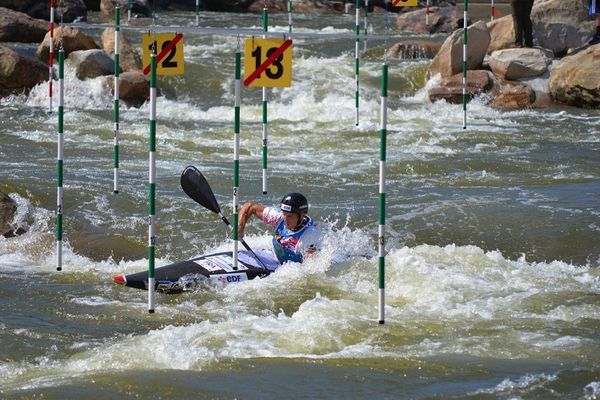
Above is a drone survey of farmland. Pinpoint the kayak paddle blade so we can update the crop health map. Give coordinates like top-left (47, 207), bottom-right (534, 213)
top-left (180, 165), bottom-right (221, 214)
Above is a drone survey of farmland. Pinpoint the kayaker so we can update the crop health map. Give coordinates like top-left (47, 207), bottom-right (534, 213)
top-left (237, 192), bottom-right (321, 270)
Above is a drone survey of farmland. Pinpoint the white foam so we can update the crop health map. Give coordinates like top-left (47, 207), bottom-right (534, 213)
top-left (475, 372), bottom-right (558, 396)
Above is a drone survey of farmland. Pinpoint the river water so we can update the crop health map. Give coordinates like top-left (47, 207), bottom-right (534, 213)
top-left (0, 10), bottom-right (599, 400)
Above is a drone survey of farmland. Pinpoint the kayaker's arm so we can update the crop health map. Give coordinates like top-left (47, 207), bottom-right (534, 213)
top-left (237, 202), bottom-right (265, 238)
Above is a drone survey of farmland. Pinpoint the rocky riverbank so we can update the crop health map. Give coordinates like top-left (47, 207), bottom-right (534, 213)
top-left (420, 0), bottom-right (600, 109)
top-left (0, 0), bottom-right (598, 108)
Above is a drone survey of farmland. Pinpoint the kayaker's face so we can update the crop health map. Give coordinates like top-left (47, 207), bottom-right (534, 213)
top-left (282, 211), bottom-right (301, 230)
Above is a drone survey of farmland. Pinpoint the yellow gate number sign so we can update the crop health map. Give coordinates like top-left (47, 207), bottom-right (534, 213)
top-left (244, 38), bottom-right (292, 88)
top-left (392, 0), bottom-right (418, 6)
top-left (142, 33), bottom-right (184, 76)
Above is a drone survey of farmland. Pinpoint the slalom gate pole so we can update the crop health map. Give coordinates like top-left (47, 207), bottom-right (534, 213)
top-left (462, 0), bottom-right (468, 129)
top-left (261, 7), bottom-right (269, 194)
top-left (113, 6), bottom-right (120, 194)
top-left (377, 0), bottom-right (391, 325)
top-left (148, 52), bottom-right (157, 313)
top-left (232, 48), bottom-right (241, 270)
top-left (56, 47), bottom-right (64, 272)
top-left (196, 0), bottom-right (200, 26)
top-left (288, 0), bottom-right (292, 33)
top-left (363, 0), bottom-right (368, 51)
top-left (355, 0), bottom-right (360, 126)
top-left (426, 0), bottom-right (430, 26)
top-left (49, 0), bottom-right (55, 114)
top-left (378, 61), bottom-right (388, 325)
top-left (491, 0), bottom-right (495, 21)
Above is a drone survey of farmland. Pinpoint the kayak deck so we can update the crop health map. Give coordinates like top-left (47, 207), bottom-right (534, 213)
top-left (112, 252), bottom-right (270, 293)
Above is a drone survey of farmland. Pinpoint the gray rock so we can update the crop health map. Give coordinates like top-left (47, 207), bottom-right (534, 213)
top-left (36, 26), bottom-right (99, 62)
top-left (549, 44), bottom-right (600, 108)
top-left (70, 49), bottom-right (115, 79)
top-left (101, 28), bottom-right (142, 72)
top-left (428, 69), bottom-right (494, 103)
top-left (0, 45), bottom-right (47, 98)
top-left (488, 48), bottom-right (551, 80)
top-left (0, 190), bottom-right (16, 237)
top-left (428, 20), bottom-right (491, 78)
top-left (531, 0), bottom-right (594, 56)
top-left (0, 0), bottom-right (87, 22)
top-left (396, 5), bottom-right (459, 34)
top-left (486, 15), bottom-right (514, 54)
top-left (0, 7), bottom-right (49, 43)
top-left (102, 70), bottom-right (149, 107)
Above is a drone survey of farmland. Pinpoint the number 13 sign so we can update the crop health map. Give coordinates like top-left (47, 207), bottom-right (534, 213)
top-left (244, 38), bottom-right (292, 88)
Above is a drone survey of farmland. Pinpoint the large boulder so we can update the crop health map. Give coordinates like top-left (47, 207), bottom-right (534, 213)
top-left (531, 0), bottom-right (594, 56)
top-left (549, 44), bottom-right (600, 108)
top-left (101, 28), bottom-right (142, 72)
top-left (489, 79), bottom-right (536, 109)
top-left (396, 5), bottom-right (459, 34)
top-left (0, 190), bottom-right (15, 237)
top-left (0, 0), bottom-right (48, 20)
top-left (0, 45), bottom-right (47, 97)
top-left (388, 40), bottom-right (442, 59)
top-left (69, 49), bottom-right (115, 79)
top-left (0, 0), bottom-right (87, 22)
top-left (0, 190), bottom-right (20, 237)
top-left (36, 26), bottom-right (99, 62)
top-left (0, 7), bottom-right (49, 43)
top-left (428, 69), bottom-right (494, 103)
top-left (102, 70), bottom-right (149, 107)
top-left (486, 15), bottom-right (514, 54)
top-left (428, 20), bottom-right (491, 78)
top-left (488, 48), bottom-right (551, 80)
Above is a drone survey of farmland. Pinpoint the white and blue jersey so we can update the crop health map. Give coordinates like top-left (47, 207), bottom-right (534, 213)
top-left (255, 206), bottom-right (321, 270)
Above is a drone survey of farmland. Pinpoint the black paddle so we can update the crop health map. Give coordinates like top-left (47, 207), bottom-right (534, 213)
top-left (180, 165), bottom-right (268, 271)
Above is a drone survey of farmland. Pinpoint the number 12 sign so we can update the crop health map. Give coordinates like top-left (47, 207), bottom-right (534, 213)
top-left (142, 33), bottom-right (185, 76)
top-left (244, 38), bottom-right (292, 88)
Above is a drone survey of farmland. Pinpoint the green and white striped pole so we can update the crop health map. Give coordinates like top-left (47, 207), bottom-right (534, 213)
top-left (148, 52), bottom-right (157, 313)
top-left (127, 0), bottom-right (132, 22)
top-left (363, 0), bottom-right (369, 51)
top-left (113, 6), bottom-right (120, 194)
top-left (232, 49), bottom-right (241, 270)
top-left (462, 0), bottom-right (468, 129)
top-left (288, 0), bottom-right (292, 33)
top-left (196, 0), bottom-right (200, 26)
top-left (56, 47), bottom-right (64, 272)
top-left (354, 0), bottom-right (360, 126)
top-left (262, 7), bottom-right (269, 194)
top-left (378, 61), bottom-right (388, 325)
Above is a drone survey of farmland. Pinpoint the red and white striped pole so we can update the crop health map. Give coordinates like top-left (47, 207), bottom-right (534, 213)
top-left (48, 0), bottom-right (55, 114)
top-left (426, 0), bottom-right (430, 26)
